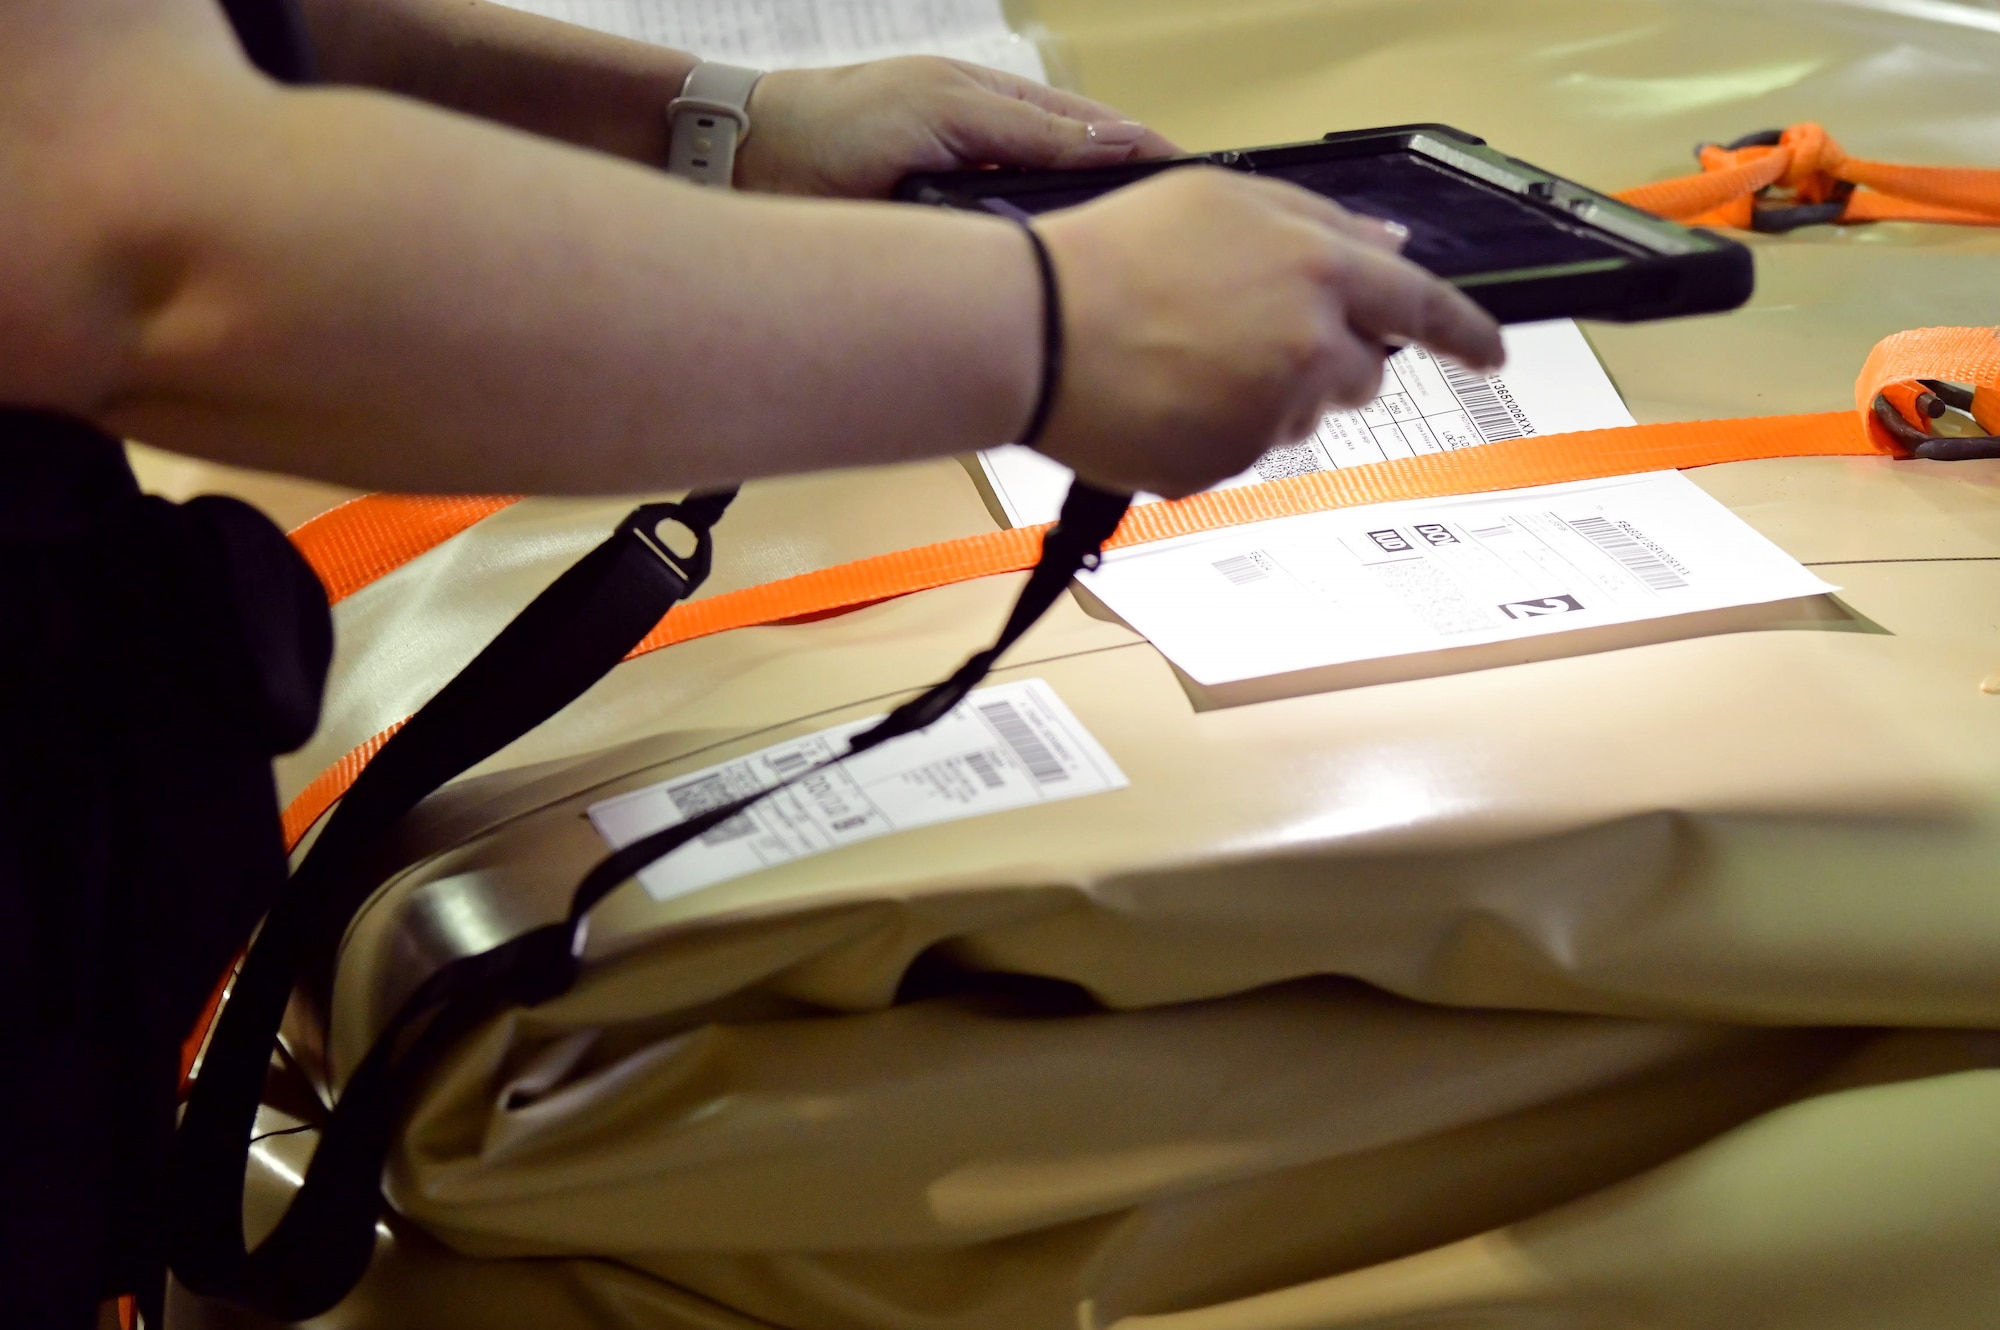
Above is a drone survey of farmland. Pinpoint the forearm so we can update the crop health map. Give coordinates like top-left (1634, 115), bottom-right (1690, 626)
top-left (50, 80), bottom-right (1039, 493)
top-left (10, 0), bottom-right (1502, 507)
top-left (298, 0), bottom-right (695, 166)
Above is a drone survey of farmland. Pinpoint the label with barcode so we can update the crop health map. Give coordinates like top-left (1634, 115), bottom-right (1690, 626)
top-left (588, 679), bottom-right (1127, 902)
top-left (1564, 515), bottom-right (1689, 591)
top-left (1439, 358), bottom-right (1529, 443)
top-left (1076, 471), bottom-right (1839, 687)
top-left (1213, 552), bottom-right (1273, 586)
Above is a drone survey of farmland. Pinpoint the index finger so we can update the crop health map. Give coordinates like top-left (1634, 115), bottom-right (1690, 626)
top-left (1315, 234), bottom-right (1505, 372)
top-left (1233, 174), bottom-right (1412, 252)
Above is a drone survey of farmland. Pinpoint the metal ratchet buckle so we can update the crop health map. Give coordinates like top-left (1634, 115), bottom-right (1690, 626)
top-left (1871, 379), bottom-right (2000, 461)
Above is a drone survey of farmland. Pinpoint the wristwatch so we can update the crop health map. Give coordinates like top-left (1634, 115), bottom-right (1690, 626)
top-left (665, 62), bottom-right (766, 188)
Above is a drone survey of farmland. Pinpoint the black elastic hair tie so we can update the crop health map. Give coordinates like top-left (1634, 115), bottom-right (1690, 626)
top-left (1012, 220), bottom-right (1066, 450)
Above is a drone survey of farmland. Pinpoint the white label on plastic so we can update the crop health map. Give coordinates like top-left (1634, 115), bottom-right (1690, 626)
top-left (1076, 470), bottom-right (1839, 685)
top-left (589, 679), bottom-right (1126, 901)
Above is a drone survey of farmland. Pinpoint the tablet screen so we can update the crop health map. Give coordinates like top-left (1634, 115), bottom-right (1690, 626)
top-left (1271, 152), bottom-right (1634, 275)
top-left (980, 150), bottom-right (1635, 277)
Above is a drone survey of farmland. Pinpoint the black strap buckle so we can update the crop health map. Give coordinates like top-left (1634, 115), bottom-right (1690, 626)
top-left (1749, 184), bottom-right (1855, 234)
top-left (623, 492), bottom-right (729, 597)
top-left (1871, 381), bottom-right (2000, 460)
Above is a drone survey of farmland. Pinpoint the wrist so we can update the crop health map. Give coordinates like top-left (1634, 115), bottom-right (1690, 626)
top-left (1004, 217), bottom-right (1065, 451)
top-left (730, 69), bottom-right (831, 194)
top-left (1013, 210), bottom-right (1109, 470)
top-left (731, 70), bottom-right (787, 191)
top-left (982, 218), bottom-right (1053, 453)
top-left (896, 212), bottom-right (1045, 457)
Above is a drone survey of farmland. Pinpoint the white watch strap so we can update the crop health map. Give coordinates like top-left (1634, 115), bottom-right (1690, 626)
top-left (666, 62), bottom-right (765, 188)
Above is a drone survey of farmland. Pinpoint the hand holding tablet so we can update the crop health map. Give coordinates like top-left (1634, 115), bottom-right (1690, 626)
top-left (1020, 166), bottom-right (1507, 499)
top-left (900, 124), bottom-right (1751, 500)
top-left (903, 123), bottom-right (1755, 324)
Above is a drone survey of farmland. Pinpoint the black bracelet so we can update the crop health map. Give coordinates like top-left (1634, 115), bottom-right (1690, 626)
top-left (1012, 219), bottom-right (1066, 450)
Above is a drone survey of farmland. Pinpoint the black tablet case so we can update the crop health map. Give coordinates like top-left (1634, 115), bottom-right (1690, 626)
top-left (899, 124), bottom-right (1753, 325)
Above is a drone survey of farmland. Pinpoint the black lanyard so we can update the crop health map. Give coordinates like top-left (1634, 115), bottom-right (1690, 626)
top-left (171, 480), bottom-right (1130, 1319)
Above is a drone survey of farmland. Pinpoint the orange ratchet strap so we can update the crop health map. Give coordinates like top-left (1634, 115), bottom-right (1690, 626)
top-left (290, 493), bottom-right (518, 606)
top-left (279, 326), bottom-right (2000, 849)
top-left (1616, 123), bottom-right (2000, 232)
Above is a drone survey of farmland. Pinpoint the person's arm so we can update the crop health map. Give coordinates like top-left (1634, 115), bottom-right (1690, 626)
top-left (2, 0), bottom-right (1500, 499)
top-left (296, 0), bottom-right (696, 167)
top-left (296, 0), bottom-right (1180, 195)
top-left (7, 3), bottom-right (1035, 493)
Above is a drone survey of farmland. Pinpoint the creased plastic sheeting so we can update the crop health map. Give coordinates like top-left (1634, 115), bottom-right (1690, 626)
top-left (184, 0), bottom-right (2000, 1326)
top-left (397, 991), bottom-right (1847, 1330)
top-left (1112, 1047), bottom-right (2000, 1330)
top-left (178, 1031), bottom-right (2000, 1329)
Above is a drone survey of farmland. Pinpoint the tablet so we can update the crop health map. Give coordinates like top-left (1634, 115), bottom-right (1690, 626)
top-left (897, 124), bottom-right (1753, 325)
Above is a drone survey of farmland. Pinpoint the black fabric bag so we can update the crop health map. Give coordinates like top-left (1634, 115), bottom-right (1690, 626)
top-left (0, 413), bottom-right (333, 1328)
top-left (1, 10), bottom-right (319, 1325)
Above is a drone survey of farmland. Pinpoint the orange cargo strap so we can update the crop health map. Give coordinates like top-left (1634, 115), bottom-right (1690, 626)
top-left (1615, 123), bottom-right (2000, 230)
top-left (291, 493), bottom-right (520, 606)
top-left (278, 326), bottom-right (2000, 849)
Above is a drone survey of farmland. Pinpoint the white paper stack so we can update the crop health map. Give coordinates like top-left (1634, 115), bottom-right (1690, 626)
top-left (492, 0), bottom-right (1047, 80)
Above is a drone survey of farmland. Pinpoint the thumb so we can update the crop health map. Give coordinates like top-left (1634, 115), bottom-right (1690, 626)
top-left (943, 91), bottom-right (1152, 170)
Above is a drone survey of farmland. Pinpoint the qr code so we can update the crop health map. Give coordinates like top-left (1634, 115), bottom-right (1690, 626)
top-left (667, 772), bottom-right (757, 845)
top-left (1254, 443), bottom-right (1324, 481)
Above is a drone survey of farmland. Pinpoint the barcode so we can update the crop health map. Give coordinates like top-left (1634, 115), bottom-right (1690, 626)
top-left (1213, 553), bottom-right (1269, 586)
top-left (964, 750), bottom-right (1007, 789)
top-left (1253, 441), bottom-right (1324, 481)
top-left (1440, 360), bottom-right (1527, 443)
top-left (666, 771), bottom-right (758, 844)
top-left (977, 700), bottom-right (1068, 785)
top-left (1566, 515), bottom-right (1687, 590)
